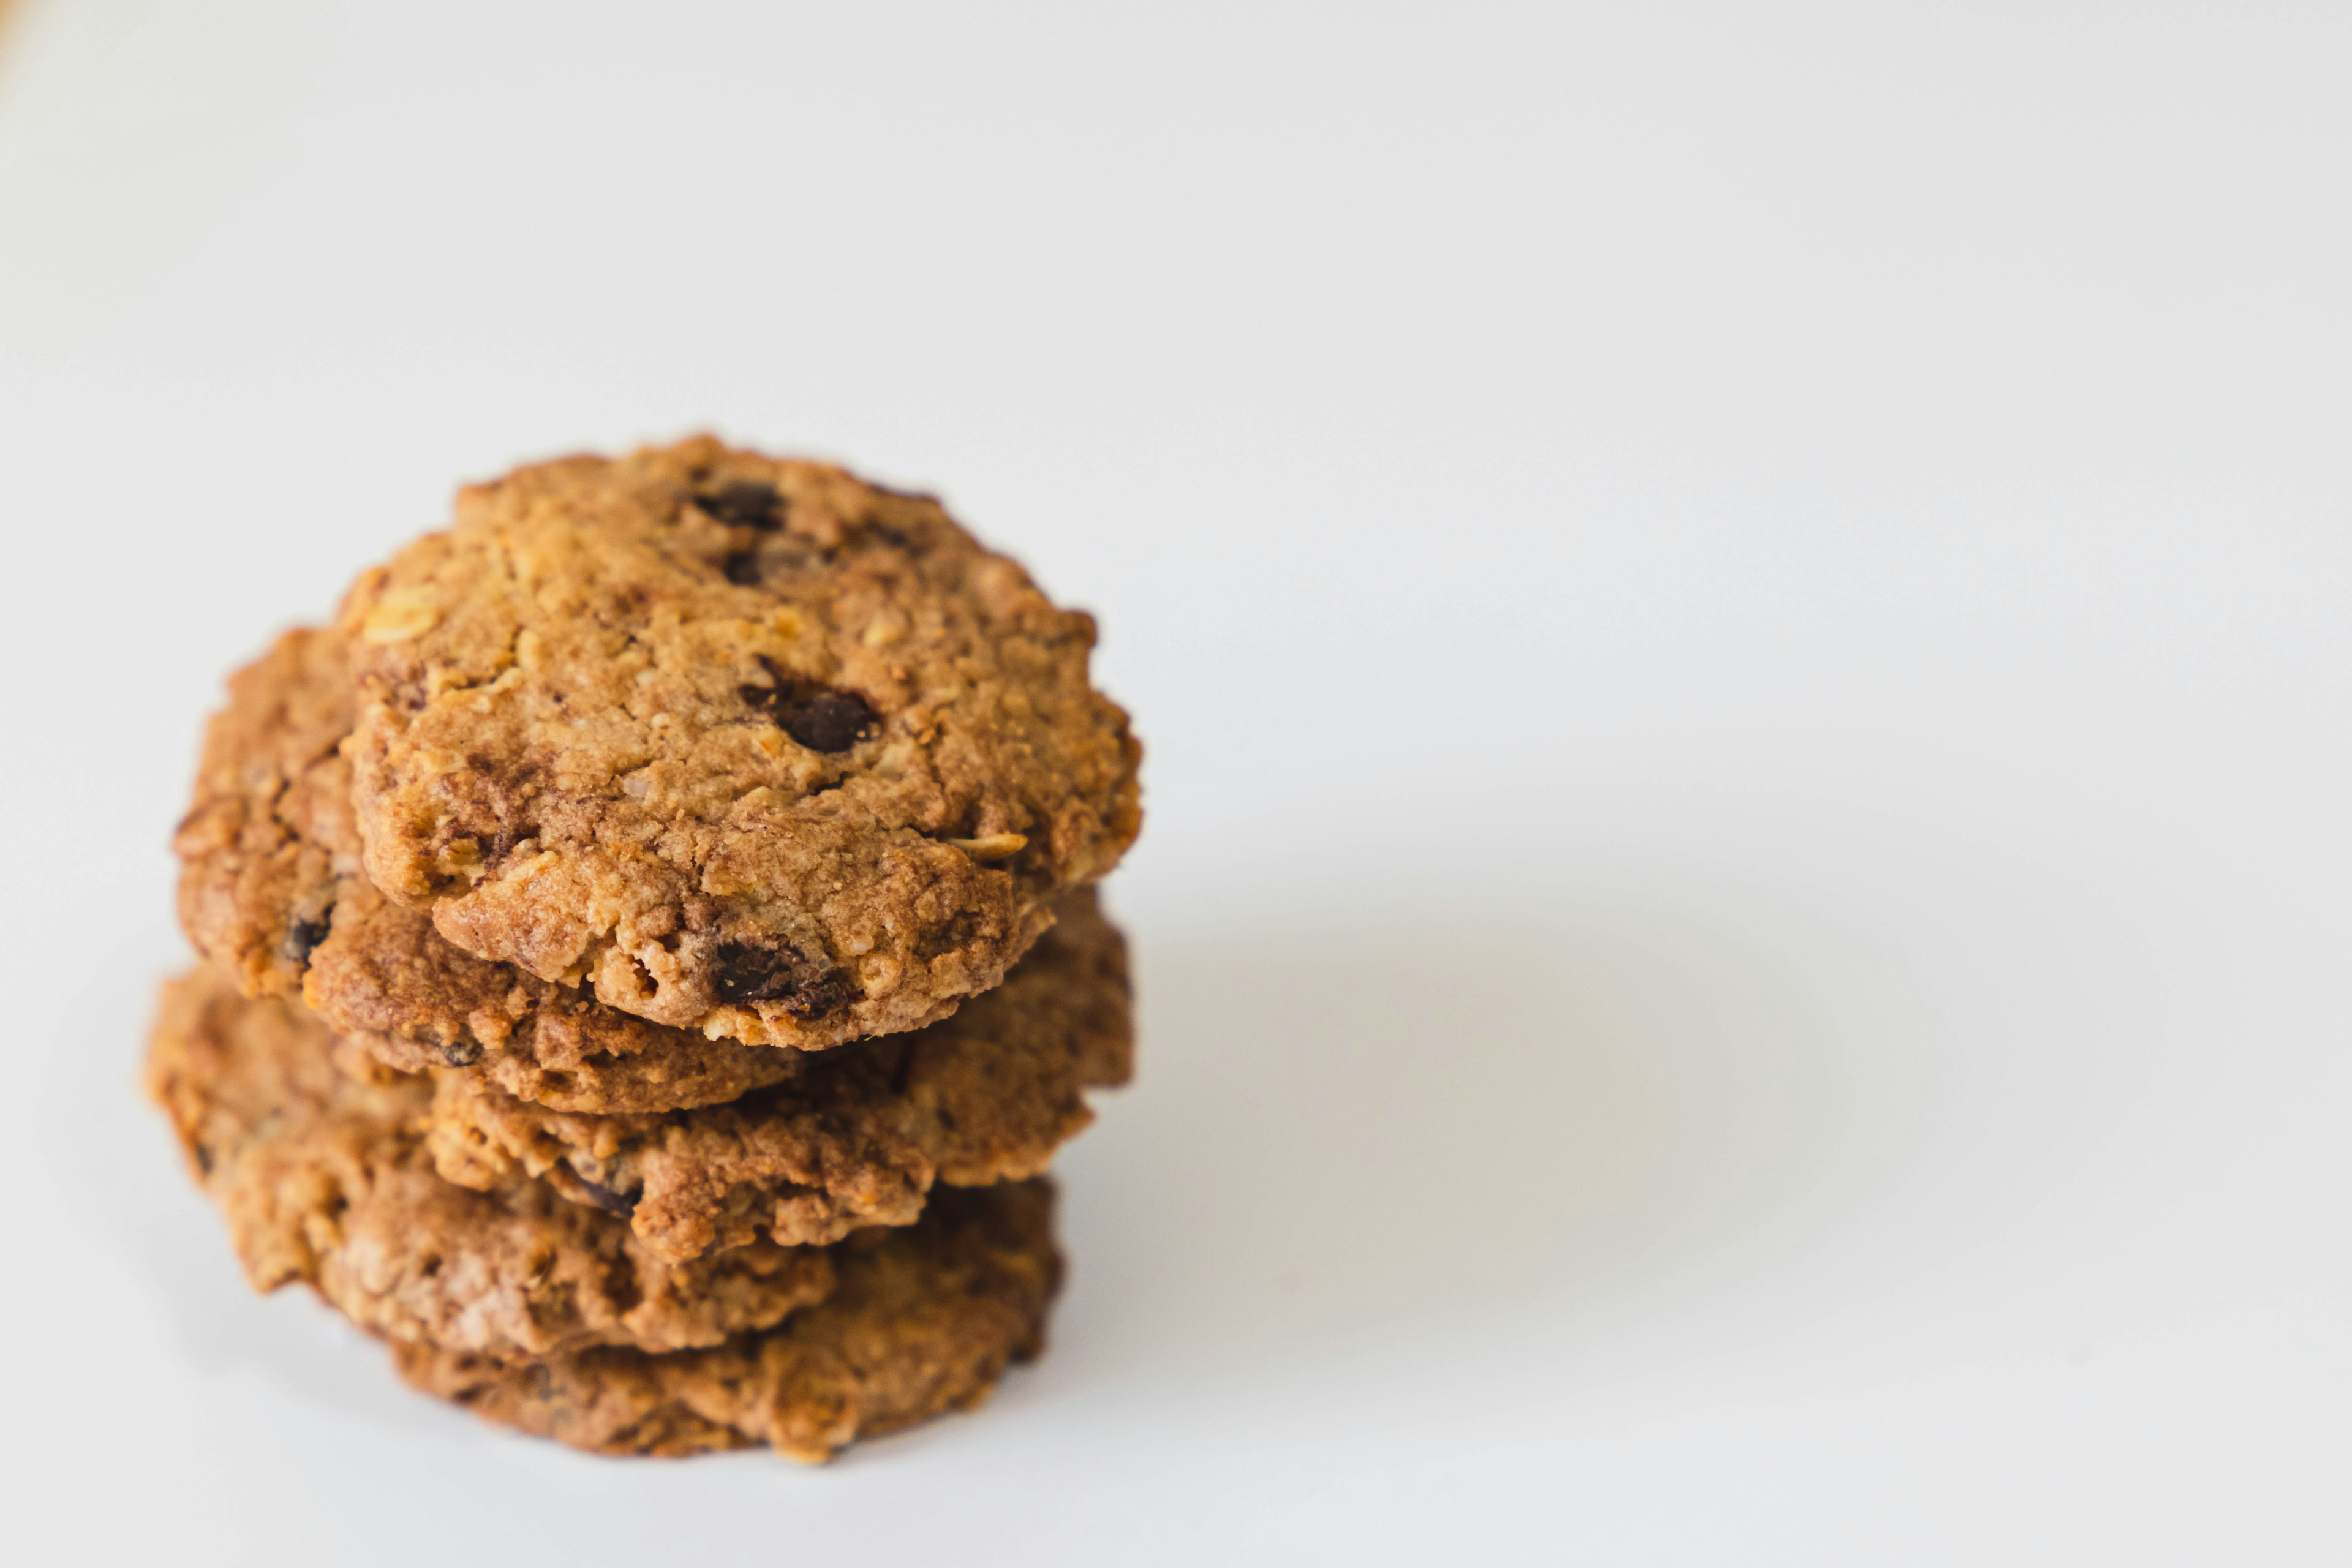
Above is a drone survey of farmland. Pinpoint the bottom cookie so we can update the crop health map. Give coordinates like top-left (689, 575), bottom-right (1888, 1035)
top-left (391, 1179), bottom-right (1062, 1462)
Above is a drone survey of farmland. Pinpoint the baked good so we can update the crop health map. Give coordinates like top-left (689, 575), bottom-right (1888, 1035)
top-left (171, 621), bottom-right (791, 1110)
top-left (172, 624), bottom-right (1130, 1121)
top-left (172, 625), bottom-right (355, 1001)
top-left (157, 435), bottom-right (1129, 1464)
top-left (391, 1180), bottom-right (1060, 1462)
top-left (425, 892), bottom-right (1131, 1260)
top-left (308, 875), bottom-right (813, 1113)
top-left (145, 967), bottom-right (834, 1359)
top-left (340, 437), bottom-right (1142, 1047)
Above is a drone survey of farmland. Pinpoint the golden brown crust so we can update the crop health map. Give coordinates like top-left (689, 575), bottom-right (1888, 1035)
top-left (390, 1181), bottom-right (1061, 1462)
top-left (172, 627), bottom-right (358, 998)
top-left (340, 437), bottom-right (1142, 1047)
top-left (424, 891), bottom-right (1132, 1261)
top-left (304, 876), bottom-right (808, 1112)
top-left (169, 623), bottom-right (1098, 1125)
top-left (172, 622), bottom-right (845, 1109)
top-left (145, 968), bottom-right (835, 1359)
top-left (173, 553), bottom-right (1129, 1114)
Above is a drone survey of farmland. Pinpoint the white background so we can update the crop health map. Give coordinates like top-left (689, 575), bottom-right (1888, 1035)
top-left (1, 2), bottom-right (2346, 1561)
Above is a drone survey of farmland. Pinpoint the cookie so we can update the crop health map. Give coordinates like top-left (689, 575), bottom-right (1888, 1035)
top-left (390, 1180), bottom-right (1059, 1462)
top-left (146, 967), bottom-right (836, 1359)
top-left (172, 627), bottom-right (1124, 1120)
top-left (308, 876), bottom-right (806, 1113)
top-left (424, 891), bottom-right (1132, 1261)
top-left (339, 437), bottom-right (1142, 1047)
top-left (173, 625), bottom-right (355, 1000)
top-left (172, 625), bottom-right (803, 1109)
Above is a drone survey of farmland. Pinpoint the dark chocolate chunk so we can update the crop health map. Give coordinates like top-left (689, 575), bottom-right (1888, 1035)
top-left (710, 941), bottom-right (793, 1004)
top-left (280, 914), bottom-right (332, 964)
top-left (710, 941), bottom-right (857, 1019)
top-left (601, 1253), bottom-right (644, 1315)
top-left (785, 967), bottom-right (859, 1020)
top-left (569, 1173), bottom-right (641, 1216)
top-left (776, 688), bottom-right (875, 752)
top-left (695, 480), bottom-right (785, 531)
top-left (722, 549), bottom-right (762, 585)
top-left (737, 656), bottom-right (877, 753)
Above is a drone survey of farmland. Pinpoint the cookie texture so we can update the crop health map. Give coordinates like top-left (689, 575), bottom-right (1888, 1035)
top-left (309, 876), bottom-right (804, 1114)
top-left (426, 891), bottom-right (1132, 1260)
top-left (173, 624), bottom-right (831, 1112)
top-left (173, 627), bottom-right (355, 1000)
top-left (391, 1180), bottom-right (1060, 1462)
top-left (170, 624), bottom-right (1090, 1118)
top-left (146, 968), bottom-right (835, 1359)
top-left (339, 437), bottom-right (1142, 1047)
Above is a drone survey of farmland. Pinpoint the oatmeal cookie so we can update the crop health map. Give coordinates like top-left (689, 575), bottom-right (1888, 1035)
top-left (424, 891), bottom-right (1131, 1261)
top-left (306, 876), bottom-right (805, 1113)
top-left (339, 437), bottom-right (1141, 1046)
top-left (171, 626), bottom-right (881, 1106)
top-left (173, 626), bottom-right (1126, 1118)
top-left (390, 1180), bottom-right (1059, 1462)
top-left (145, 967), bottom-right (835, 1360)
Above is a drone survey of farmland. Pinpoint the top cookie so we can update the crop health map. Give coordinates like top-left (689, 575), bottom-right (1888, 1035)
top-left (337, 438), bottom-right (1141, 1048)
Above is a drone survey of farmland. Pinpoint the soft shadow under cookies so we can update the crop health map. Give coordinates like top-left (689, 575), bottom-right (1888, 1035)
top-left (56, 869), bottom-right (1927, 1441)
top-left (1049, 873), bottom-right (1931, 1395)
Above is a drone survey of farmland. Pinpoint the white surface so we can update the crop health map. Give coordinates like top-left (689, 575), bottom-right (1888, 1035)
top-left (2, 1), bottom-right (2347, 1561)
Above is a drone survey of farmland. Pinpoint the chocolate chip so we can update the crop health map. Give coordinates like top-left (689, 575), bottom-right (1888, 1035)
top-left (722, 549), bottom-right (762, 585)
top-left (711, 941), bottom-right (791, 1003)
top-left (779, 689), bottom-right (876, 752)
top-left (695, 480), bottom-right (785, 530)
top-left (710, 941), bottom-right (858, 1019)
top-left (570, 1174), bottom-right (640, 1216)
top-left (439, 1038), bottom-right (484, 1068)
top-left (602, 1253), bottom-right (644, 1314)
top-left (786, 968), bottom-right (859, 1020)
top-left (737, 656), bottom-right (877, 753)
top-left (280, 914), bottom-right (331, 963)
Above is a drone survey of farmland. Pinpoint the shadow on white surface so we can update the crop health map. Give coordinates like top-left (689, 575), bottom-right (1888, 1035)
top-left (47, 871), bottom-right (1930, 1453)
top-left (1046, 873), bottom-right (1932, 1408)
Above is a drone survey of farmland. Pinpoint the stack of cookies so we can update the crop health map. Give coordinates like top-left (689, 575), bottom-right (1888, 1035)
top-left (148, 439), bottom-right (1143, 1461)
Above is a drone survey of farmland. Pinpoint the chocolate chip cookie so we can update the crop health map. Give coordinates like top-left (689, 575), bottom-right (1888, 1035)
top-left (390, 1180), bottom-right (1060, 1462)
top-left (146, 967), bottom-right (837, 1359)
top-left (339, 437), bottom-right (1142, 1047)
top-left (173, 624), bottom-right (1129, 1119)
top-left (170, 625), bottom-right (910, 1104)
top-left (424, 890), bottom-right (1132, 1260)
